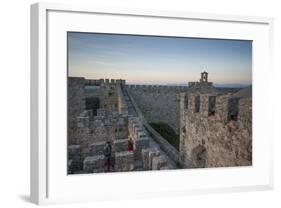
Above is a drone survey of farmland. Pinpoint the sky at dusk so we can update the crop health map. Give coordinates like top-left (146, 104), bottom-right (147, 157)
top-left (68, 32), bottom-right (252, 85)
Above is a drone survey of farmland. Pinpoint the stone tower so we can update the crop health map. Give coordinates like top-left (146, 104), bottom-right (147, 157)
top-left (187, 71), bottom-right (216, 93)
top-left (200, 71), bottom-right (208, 83)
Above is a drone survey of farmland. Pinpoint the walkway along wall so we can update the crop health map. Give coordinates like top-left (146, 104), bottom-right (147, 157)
top-left (126, 88), bottom-right (180, 164)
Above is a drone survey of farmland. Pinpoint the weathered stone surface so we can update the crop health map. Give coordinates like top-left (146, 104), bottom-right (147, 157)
top-left (89, 141), bottom-right (106, 156)
top-left (114, 139), bottom-right (128, 152)
top-left (152, 155), bottom-right (168, 170)
top-left (67, 145), bottom-right (83, 173)
top-left (68, 156), bottom-right (83, 174)
top-left (128, 89), bottom-right (181, 132)
top-left (68, 145), bottom-right (80, 160)
top-left (142, 149), bottom-right (150, 170)
top-left (179, 90), bottom-right (252, 168)
top-left (134, 137), bottom-right (150, 159)
top-left (68, 77), bottom-right (85, 145)
top-left (148, 149), bottom-right (160, 169)
top-left (83, 155), bottom-right (105, 173)
top-left (115, 151), bottom-right (134, 172)
top-left (68, 73), bottom-right (251, 174)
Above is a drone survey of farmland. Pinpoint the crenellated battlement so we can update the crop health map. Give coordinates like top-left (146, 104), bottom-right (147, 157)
top-left (68, 72), bottom-right (252, 172)
top-left (188, 81), bottom-right (213, 88)
top-left (180, 92), bottom-right (251, 124)
top-left (127, 84), bottom-right (188, 92)
top-left (85, 78), bottom-right (126, 86)
top-left (68, 75), bottom-right (175, 174)
top-left (179, 88), bottom-right (252, 168)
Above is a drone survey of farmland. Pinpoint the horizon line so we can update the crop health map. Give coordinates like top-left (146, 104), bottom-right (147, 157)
top-left (68, 76), bottom-right (251, 85)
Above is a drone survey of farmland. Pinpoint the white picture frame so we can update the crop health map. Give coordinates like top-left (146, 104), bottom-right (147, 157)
top-left (30, 2), bottom-right (274, 205)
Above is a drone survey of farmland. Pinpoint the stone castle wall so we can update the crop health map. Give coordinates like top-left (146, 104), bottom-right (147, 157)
top-left (68, 74), bottom-right (247, 173)
top-left (126, 90), bottom-right (180, 164)
top-left (75, 110), bottom-right (129, 159)
top-left (68, 77), bottom-right (85, 145)
top-left (68, 78), bottom-right (173, 174)
top-left (179, 93), bottom-right (252, 168)
top-left (127, 86), bottom-right (186, 132)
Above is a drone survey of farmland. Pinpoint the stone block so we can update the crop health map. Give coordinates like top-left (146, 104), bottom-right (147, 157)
top-left (68, 145), bottom-right (80, 160)
top-left (97, 109), bottom-right (106, 116)
top-left (83, 155), bottom-right (105, 173)
top-left (135, 137), bottom-right (150, 159)
top-left (68, 157), bottom-right (83, 174)
top-left (115, 151), bottom-right (134, 172)
top-left (152, 155), bottom-right (168, 170)
top-left (117, 117), bottom-right (125, 125)
top-left (142, 148), bottom-right (150, 170)
top-left (67, 144), bottom-right (83, 172)
top-left (93, 119), bottom-right (103, 127)
top-left (137, 130), bottom-right (146, 138)
top-left (77, 115), bottom-right (89, 128)
top-left (114, 139), bottom-right (128, 152)
top-left (148, 148), bottom-right (160, 169)
top-left (89, 141), bottom-right (106, 156)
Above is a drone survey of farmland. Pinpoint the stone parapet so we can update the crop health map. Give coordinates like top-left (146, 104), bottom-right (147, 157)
top-left (115, 151), bottom-right (134, 172)
top-left (127, 90), bottom-right (180, 164)
top-left (179, 89), bottom-right (252, 168)
top-left (83, 155), bottom-right (105, 173)
top-left (141, 149), bottom-right (150, 170)
top-left (68, 145), bottom-right (81, 160)
top-left (68, 145), bottom-right (83, 173)
top-left (152, 155), bottom-right (168, 170)
top-left (134, 137), bottom-right (150, 159)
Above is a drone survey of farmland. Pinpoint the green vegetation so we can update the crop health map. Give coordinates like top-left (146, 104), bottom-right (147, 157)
top-left (150, 122), bottom-right (179, 150)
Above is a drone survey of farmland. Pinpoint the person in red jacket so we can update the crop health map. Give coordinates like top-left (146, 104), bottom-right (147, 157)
top-left (128, 138), bottom-right (134, 152)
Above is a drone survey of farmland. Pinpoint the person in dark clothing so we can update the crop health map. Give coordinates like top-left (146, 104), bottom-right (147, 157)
top-left (104, 141), bottom-right (112, 172)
